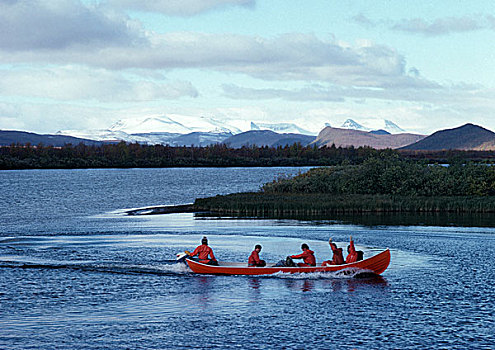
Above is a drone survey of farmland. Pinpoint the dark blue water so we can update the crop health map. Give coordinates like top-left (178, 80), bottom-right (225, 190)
top-left (0, 168), bottom-right (494, 349)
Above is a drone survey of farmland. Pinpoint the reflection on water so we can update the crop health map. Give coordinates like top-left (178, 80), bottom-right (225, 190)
top-left (248, 278), bottom-right (261, 290)
top-left (197, 211), bottom-right (495, 227)
top-left (194, 276), bottom-right (212, 306)
top-left (301, 280), bottom-right (314, 292)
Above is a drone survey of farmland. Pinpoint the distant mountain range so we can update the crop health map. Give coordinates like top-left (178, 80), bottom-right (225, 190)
top-left (401, 123), bottom-right (495, 151)
top-left (223, 130), bottom-right (315, 148)
top-left (57, 115), bottom-right (317, 146)
top-left (56, 115), bottom-right (407, 146)
top-left (4, 115), bottom-right (495, 151)
top-left (313, 127), bottom-right (425, 149)
top-left (0, 130), bottom-right (104, 147)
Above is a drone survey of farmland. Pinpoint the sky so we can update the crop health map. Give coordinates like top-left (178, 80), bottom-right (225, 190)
top-left (1, 0), bottom-right (495, 135)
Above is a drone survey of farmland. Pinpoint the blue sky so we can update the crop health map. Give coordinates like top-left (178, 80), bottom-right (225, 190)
top-left (1, 0), bottom-right (494, 134)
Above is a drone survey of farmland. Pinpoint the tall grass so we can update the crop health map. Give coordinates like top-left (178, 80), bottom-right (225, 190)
top-left (194, 193), bottom-right (495, 214)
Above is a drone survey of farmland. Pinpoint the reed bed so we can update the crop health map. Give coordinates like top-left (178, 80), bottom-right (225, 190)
top-left (194, 193), bottom-right (495, 214)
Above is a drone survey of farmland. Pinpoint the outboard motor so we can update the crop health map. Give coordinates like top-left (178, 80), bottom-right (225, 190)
top-left (176, 251), bottom-right (190, 264)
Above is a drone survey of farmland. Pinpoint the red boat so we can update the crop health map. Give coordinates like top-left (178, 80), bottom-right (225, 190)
top-left (185, 248), bottom-right (390, 276)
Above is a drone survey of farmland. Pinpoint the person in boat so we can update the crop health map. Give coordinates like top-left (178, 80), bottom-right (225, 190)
top-left (188, 236), bottom-right (218, 265)
top-left (322, 238), bottom-right (344, 266)
top-left (357, 250), bottom-right (364, 261)
top-left (248, 244), bottom-right (266, 267)
top-left (345, 235), bottom-right (358, 264)
top-left (290, 243), bottom-right (316, 267)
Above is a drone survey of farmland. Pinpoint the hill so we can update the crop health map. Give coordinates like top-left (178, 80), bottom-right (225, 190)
top-left (401, 123), bottom-right (495, 150)
top-left (223, 130), bottom-right (315, 148)
top-left (313, 127), bottom-right (425, 149)
top-left (0, 130), bottom-right (104, 147)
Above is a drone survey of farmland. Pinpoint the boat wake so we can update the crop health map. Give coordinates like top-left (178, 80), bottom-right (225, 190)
top-left (266, 268), bottom-right (376, 280)
top-left (0, 256), bottom-right (191, 275)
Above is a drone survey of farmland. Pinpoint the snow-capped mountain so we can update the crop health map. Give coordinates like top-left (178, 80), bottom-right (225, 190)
top-left (339, 119), bottom-right (405, 134)
top-left (109, 115), bottom-right (241, 135)
top-left (56, 129), bottom-right (148, 142)
top-left (109, 116), bottom-right (191, 134)
top-left (58, 115), bottom-right (324, 145)
top-left (383, 120), bottom-right (405, 134)
top-left (58, 115), bottom-right (243, 145)
top-left (250, 122), bottom-right (315, 135)
top-left (361, 119), bottom-right (405, 134)
top-left (340, 119), bottom-right (369, 131)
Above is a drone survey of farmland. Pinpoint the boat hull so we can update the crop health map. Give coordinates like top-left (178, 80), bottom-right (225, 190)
top-left (186, 249), bottom-right (390, 276)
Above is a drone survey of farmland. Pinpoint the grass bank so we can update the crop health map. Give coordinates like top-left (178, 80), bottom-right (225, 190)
top-left (193, 192), bottom-right (495, 214)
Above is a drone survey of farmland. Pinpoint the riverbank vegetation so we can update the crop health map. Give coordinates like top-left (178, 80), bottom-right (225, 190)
top-left (194, 154), bottom-right (495, 214)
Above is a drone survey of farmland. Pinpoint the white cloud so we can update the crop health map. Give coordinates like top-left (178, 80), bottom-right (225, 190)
top-left (0, 102), bottom-right (115, 133)
top-left (352, 14), bottom-right (378, 28)
top-left (1, 30), bottom-right (424, 89)
top-left (0, 2), bottom-right (437, 90)
top-left (0, 0), bottom-right (145, 51)
top-left (105, 0), bottom-right (255, 16)
top-left (354, 14), bottom-right (494, 37)
top-left (222, 84), bottom-right (345, 101)
top-left (392, 16), bottom-right (485, 36)
top-left (0, 66), bottom-right (198, 101)
top-left (222, 80), bottom-right (457, 104)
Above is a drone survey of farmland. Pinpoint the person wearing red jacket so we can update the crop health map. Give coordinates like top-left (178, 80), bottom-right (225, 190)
top-left (346, 235), bottom-right (358, 264)
top-left (189, 236), bottom-right (218, 265)
top-left (322, 238), bottom-right (344, 266)
top-left (248, 244), bottom-right (266, 267)
top-left (290, 243), bottom-right (316, 267)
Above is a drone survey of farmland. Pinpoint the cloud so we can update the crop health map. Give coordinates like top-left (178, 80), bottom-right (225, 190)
top-left (353, 14), bottom-right (495, 36)
top-left (352, 14), bottom-right (378, 28)
top-left (105, 0), bottom-right (255, 16)
top-left (0, 2), bottom-right (433, 89)
top-left (221, 81), bottom-right (492, 107)
top-left (222, 84), bottom-right (345, 102)
top-left (0, 0), bottom-right (145, 50)
top-left (1, 29), bottom-right (423, 89)
top-left (0, 101), bottom-right (116, 133)
top-left (392, 16), bottom-right (485, 36)
top-left (0, 66), bottom-right (198, 101)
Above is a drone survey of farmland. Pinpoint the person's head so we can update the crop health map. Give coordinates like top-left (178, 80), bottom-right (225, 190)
top-left (255, 244), bottom-right (262, 252)
top-left (201, 236), bottom-right (208, 245)
top-left (347, 244), bottom-right (351, 253)
top-left (301, 243), bottom-right (309, 250)
top-left (331, 243), bottom-right (337, 249)
top-left (357, 250), bottom-right (364, 261)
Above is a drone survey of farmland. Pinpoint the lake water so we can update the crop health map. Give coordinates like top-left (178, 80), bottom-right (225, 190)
top-left (0, 168), bottom-right (494, 349)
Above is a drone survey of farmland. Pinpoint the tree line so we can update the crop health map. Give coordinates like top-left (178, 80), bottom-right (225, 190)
top-left (0, 142), bottom-right (387, 169)
top-left (1, 141), bottom-right (495, 170)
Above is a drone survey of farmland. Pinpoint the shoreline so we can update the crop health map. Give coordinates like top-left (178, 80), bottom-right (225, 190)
top-left (126, 204), bottom-right (201, 215)
top-left (126, 192), bottom-right (495, 217)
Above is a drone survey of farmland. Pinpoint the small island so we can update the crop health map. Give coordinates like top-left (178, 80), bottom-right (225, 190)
top-left (193, 154), bottom-right (495, 215)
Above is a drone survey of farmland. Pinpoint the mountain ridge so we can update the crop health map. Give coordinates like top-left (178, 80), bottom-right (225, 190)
top-left (223, 130), bottom-right (315, 148)
top-left (401, 123), bottom-right (495, 150)
top-left (0, 130), bottom-right (105, 147)
top-left (313, 127), bottom-right (425, 149)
